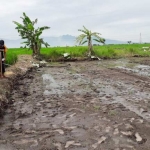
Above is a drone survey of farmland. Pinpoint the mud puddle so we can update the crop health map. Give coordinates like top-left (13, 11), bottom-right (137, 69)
top-left (0, 59), bottom-right (150, 150)
top-left (99, 58), bottom-right (150, 77)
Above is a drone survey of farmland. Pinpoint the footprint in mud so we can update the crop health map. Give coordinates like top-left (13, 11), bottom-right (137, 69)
top-left (1, 60), bottom-right (150, 150)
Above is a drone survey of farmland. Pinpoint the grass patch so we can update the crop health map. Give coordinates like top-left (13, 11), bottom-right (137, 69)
top-left (6, 44), bottom-right (150, 65)
top-left (108, 110), bottom-right (117, 116)
top-left (6, 48), bottom-right (32, 65)
top-left (93, 105), bottom-right (100, 111)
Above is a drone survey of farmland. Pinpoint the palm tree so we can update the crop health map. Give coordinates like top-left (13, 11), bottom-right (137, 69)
top-left (76, 26), bottom-right (105, 57)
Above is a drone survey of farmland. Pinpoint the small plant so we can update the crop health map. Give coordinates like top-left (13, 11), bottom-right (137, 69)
top-left (5, 52), bottom-right (18, 65)
top-left (93, 105), bottom-right (100, 111)
top-left (108, 110), bottom-right (117, 116)
top-left (82, 104), bottom-right (87, 110)
top-left (69, 69), bottom-right (77, 74)
top-left (80, 66), bottom-right (86, 71)
top-left (108, 48), bottom-right (117, 58)
top-left (48, 50), bottom-right (62, 61)
top-left (128, 48), bottom-right (136, 56)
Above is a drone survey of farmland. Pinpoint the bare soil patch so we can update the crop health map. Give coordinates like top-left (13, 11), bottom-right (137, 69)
top-left (0, 55), bottom-right (33, 116)
top-left (0, 57), bottom-right (150, 150)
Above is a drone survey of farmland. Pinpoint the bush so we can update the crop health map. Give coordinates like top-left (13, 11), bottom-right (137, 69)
top-left (6, 52), bottom-right (18, 65)
top-left (45, 49), bottom-right (62, 61)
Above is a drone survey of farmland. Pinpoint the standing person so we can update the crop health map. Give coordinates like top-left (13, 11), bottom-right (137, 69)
top-left (0, 40), bottom-right (7, 78)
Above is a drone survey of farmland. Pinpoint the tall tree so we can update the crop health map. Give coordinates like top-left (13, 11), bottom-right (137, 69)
top-left (76, 26), bottom-right (105, 57)
top-left (13, 12), bottom-right (50, 57)
top-left (127, 41), bottom-right (132, 44)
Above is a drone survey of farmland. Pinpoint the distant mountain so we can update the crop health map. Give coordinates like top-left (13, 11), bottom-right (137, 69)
top-left (3, 35), bottom-right (126, 48)
top-left (3, 39), bottom-right (23, 48)
top-left (44, 35), bottom-right (126, 46)
top-left (104, 39), bottom-right (126, 44)
top-left (43, 35), bottom-right (77, 47)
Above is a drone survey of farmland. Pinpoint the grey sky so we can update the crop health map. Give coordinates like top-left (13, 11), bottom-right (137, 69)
top-left (1, 0), bottom-right (150, 42)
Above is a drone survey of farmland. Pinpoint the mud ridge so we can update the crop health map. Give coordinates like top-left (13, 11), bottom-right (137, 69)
top-left (0, 55), bottom-right (34, 117)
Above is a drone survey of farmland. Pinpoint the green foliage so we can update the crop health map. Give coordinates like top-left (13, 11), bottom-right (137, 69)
top-left (76, 26), bottom-right (105, 57)
top-left (6, 52), bottom-right (18, 65)
top-left (13, 12), bottom-right (50, 57)
top-left (127, 41), bottom-right (132, 44)
top-left (108, 110), bottom-right (117, 116)
top-left (46, 49), bottom-right (62, 61)
top-left (41, 46), bottom-right (87, 61)
top-left (94, 48), bottom-right (117, 58)
top-left (6, 43), bottom-right (150, 65)
top-left (128, 48), bottom-right (137, 55)
top-left (6, 48), bottom-right (31, 65)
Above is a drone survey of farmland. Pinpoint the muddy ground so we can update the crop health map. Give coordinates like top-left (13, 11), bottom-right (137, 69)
top-left (0, 55), bottom-right (33, 116)
top-left (0, 58), bottom-right (150, 150)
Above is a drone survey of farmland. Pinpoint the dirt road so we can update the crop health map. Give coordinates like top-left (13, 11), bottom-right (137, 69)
top-left (0, 58), bottom-right (150, 150)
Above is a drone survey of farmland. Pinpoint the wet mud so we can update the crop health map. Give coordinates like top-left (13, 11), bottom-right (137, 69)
top-left (1, 58), bottom-right (150, 150)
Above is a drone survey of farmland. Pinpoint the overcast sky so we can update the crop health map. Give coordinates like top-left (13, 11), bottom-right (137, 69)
top-left (1, 0), bottom-right (150, 43)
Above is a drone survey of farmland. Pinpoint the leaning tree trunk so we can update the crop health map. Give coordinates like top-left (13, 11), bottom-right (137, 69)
top-left (35, 42), bottom-right (40, 56)
top-left (32, 44), bottom-right (37, 57)
top-left (32, 42), bottom-right (39, 56)
top-left (88, 39), bottom-right (93, 58)
top-left (32, 42), bottom-right (41, 59)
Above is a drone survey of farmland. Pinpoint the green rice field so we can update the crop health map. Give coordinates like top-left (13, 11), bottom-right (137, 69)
top-left (6, 43), bottom-right (150, 65)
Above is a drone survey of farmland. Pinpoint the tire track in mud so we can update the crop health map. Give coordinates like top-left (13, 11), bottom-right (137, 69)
top-left (99, 67), bottom-right (150, 122)
top-left (0, 61), bottom-right (150, 150)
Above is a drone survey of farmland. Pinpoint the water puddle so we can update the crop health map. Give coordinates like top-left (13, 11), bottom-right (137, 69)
top-left (114, 59), bottom-right (150, 77)
top-left (42, 73), bottom-right (93, 96)
top-left (99, 59), bottom-right (150, 77)
top-left (42, 74), bottom-right (68, 95)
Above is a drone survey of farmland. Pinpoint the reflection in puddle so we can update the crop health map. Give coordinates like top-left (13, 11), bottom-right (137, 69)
top-left (42, 74), bottom-right (58, 86)
top-left (42, 74), bottom-right (60, 95)
top-left (101, 59), bottom-right (150, 77)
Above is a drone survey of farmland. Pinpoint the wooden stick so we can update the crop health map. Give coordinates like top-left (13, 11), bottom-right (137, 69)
top-left (0, 52), bottom-right (2, 76)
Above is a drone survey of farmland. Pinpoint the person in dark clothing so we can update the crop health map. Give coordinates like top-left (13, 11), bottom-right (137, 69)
top-left (0, 40), bottom-right (7, 78)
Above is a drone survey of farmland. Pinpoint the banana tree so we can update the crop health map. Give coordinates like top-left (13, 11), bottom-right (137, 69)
top-left (76, 26), bottom-right (105, 57)
top-left (94, 38), bottom-right (105, 45)
top-left (13, 12), bottom-right (50, 57)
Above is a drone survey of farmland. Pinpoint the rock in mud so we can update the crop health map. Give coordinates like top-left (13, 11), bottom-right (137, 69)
top-left (125, 124), bottom-right (134, 131)
top-left (63, 126), bottom-right (77, 130)
top-left (0, 140), bottom-right (6, 144)
top-left (92, 136), bottom-right (107, 149)
top-left (54, 129), bottom-right (64, 135)
top-left (121, 131), bottom-right (133, 136)
top-left (105, 126), bottom-right (111, 133)
top-left (113, 128), bottom-right (119, 135)
top-left (135, 132), bottom-right (145, 144)
top-left (140, 108), bottom-right (148, 113)
top-left (13, 139), bottom-right (38, 146)
top-left (135, 132), bottom-right (142, 141)
top-left (65, 141), bottom-right (81, 148)
top-left (53, 142), bottom-right (62, 150)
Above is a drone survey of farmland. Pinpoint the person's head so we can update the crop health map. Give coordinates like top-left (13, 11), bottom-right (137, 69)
top-left (0, 40), bottom-right (4, 45)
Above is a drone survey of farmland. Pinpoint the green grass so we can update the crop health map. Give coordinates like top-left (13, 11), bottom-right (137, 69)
top-left (6, 43), bottom-right (150, 65)
top-left (6, 48), bottom-right (32, 65)
top-left (40, 46), bottom-right (87, 61)
top-left (94, 44), bottom-right (150, 58)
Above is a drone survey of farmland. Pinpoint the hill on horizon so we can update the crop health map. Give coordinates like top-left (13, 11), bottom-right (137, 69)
top-left (3, 35), bottom-right (126, 48)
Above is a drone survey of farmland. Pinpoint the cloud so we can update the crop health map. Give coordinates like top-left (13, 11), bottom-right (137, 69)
top-left (1, 0), bottom-right (150, 44)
